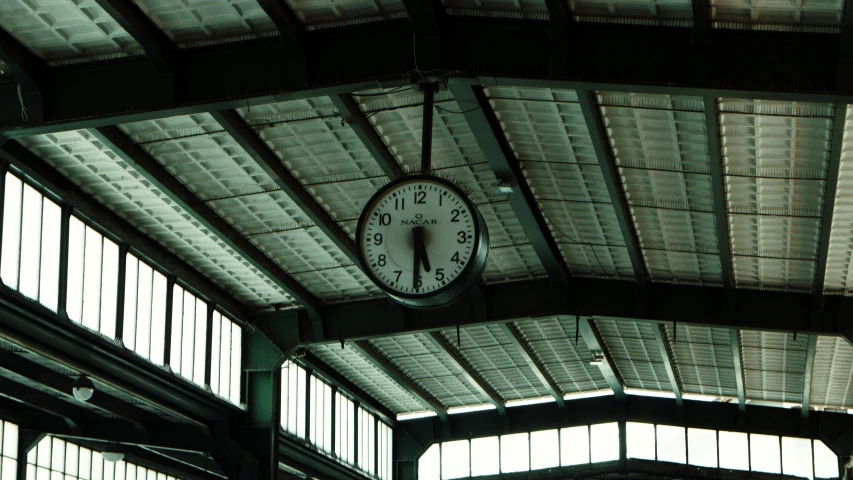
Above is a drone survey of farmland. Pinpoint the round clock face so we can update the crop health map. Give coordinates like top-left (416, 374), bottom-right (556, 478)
top-left (357, 175), bottom-right (489, 308)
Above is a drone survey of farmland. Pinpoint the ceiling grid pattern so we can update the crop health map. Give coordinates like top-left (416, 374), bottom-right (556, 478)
top-left (284, 0), bottom-right (407, 27)
top-left (595, 318), bottom-right (671, 392)
top-left (740, 330), bottom-right (809, 403)
top-left (824, 105), bottom-right (853, 295)
top-left (810, 335), bottom-right (853, 409)
top-left (130, 0), bottom-right (278, 45)
top-left (663, 324), bottom-right (738, 398)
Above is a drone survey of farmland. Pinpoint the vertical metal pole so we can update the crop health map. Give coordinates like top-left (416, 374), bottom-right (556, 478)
top-left (163, 275), bottom-right (175, 366)
top-left (374, 415), bottom-right (379, 477)
top-left (56, 205), bottom-right (71, 316)
top-left (305, 368), bottom-right (313, 442)
top-left (354, 401), bottom-right (360, 470)
top-left (0, 162), bottom-right (8, 269)
top-left (618, 421), bottom-right (627, 465)
top-left (331, 386), bottom-right (338, 457)
top-left (204, 301), bottom-right (214, 388)
top-left (420, 83), bottom-right (436, 175)
top-left (114, 245), bottom-right (128, 340)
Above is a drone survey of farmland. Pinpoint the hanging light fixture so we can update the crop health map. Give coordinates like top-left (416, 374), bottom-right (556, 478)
top-left (72, 375), bottom-right (94, 401)
top-left (102, 444), bottom-right (124, 463)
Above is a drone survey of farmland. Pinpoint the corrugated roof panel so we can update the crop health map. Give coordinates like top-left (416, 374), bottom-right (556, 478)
top-left (514, 316), bottom-right (609, 393)
top-left (644, 250), bottom-right (723, 285)
top-left (119, 113), bottom-right (381, 302)
top-left (131, 0), bottom-right (277, 44)
top-left (438, 324), bottom-right (551, 401)
top-left (595, 318), bottom-right (671, 391)
top-left (310, 344), bottom-right (426, 413)
top-left (485, 86), bottom-right (634, 278)
top-left (740, 331), bottom-right (809, 403)
top-left (664, 324), bottom-right (738, 398)
top-left (285, 0), bottom-right (406, 27)
top-left (571, 0), bottom-right (693, 23)
top-left (810, 336), bottom-right (853, 408)
top-left (442, 0), bottom-right (548, 17)
top-left (710, 0), bottom-right (843, 30)
top-left (18, 130), bottom-right (291, 307)
top-left (369, 334), bottom-right (489, 407)
top-left (824, 105), bottom-right (853, 295)
top-left (720, 99), bottom-right (832, 291)
top-left (0, 0), bottom-right (141, 61)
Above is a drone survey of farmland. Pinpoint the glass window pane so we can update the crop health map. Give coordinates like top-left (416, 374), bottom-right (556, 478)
top-left (91, 452), bottom-right (103, 480)
top-left (36, 438), bottom-right (50, 468)
top-left (560, 426), bottom-right (589, 466)
top-left (219, 317), bottom-right (231, 400)
top-left (123, 257), bottom-right (138, 351)
top-left (65, 443), bottom-right (78, 476)
top-left (51, 438), bottom-right (64, 471)
top-left (627, 422), bottom-right (655, 460)
top-left (656, 425), bottom-right (686, 464)
top-left (530, 429), bottom-right (559, 470)
top-left (1, 422), bottom-right (15, 459)
top-left (39, 200), bottom-right (60, 312)
top-left (66, 217), bottom-right (85, 322)
top-left (590, 423), bottom-right (619, 463)
top-left (210, 313), bottom-right (221, 396)
top-left (1, 457), bottom-right (15, 480)
top-left (149, 271), bottom-right (167, 365)
top-left (782, 437), bottom-right (813, 480)
top-left (230, 322), bottom-right (241, 404)
top-left (470, 436), bottom-right (498, 477)
top-left (500, 433), bottom-right (529, 473)
top-left (441, 440), bottom-right (469, 479)
top-left (750, 434), bottom-right (780, 474)
top-left (180, 290), bottom-right (195, 379)
top-left (79, 448), bottom-right (91, 480)
top-left (718, 431), bottom-right (749, 470)
top-left (169, 285), bottom-right (183, 372)
top-left (814, 440), bottom-right (839, 479)
top-left (135, 262), bottom-right (153, 358)
top-left (99, 239), bottom-right (118, 338)
top-left (19, 185), bottom-right (42, 300)
top-left (1, 174), bottom-right (22, 289)
top-left (192, 297), bottom-right (206, 385)
top-left (687, 428), bottom-right (717, 468)
top-left (419, 444), bottom-right (440, 480)
top-left (81, 228), bottom-right (102, 331)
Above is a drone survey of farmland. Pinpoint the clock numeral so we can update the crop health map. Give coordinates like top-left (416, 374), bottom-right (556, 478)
top-left (378, 254), bottom-right (387, 266)
top-left (457, 231), bottom-right (468, 243)
top-left (373, 233), bottom-right (383, 245)
top-left (379, 213), bottom-right (391, 226)
top-left (435, 268), bottom-right (445, 281)
top-left (414, 191), bottom-right (426, 204)
top-left (395, 198), bottom-right (405, 210)
top-left (451, 252), bottom-right (461, 264)
top-left (394, 270), bottom-right (402, 282)
top-left (451, 209), bottom-right (463, 223)
top-left (415, 275), bottom-right (423, 288)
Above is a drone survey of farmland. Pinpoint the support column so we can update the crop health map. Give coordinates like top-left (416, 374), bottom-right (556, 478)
top-left (243, 329), bottom-right (287, 480)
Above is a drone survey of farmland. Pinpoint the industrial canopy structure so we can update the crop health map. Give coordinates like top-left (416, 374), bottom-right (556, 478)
top-left (0, 0), bottom-right (852, 480)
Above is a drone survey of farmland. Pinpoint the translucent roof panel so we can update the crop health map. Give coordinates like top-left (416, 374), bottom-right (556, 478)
top-left (571, 0), bottom-right (693, 24)
top-left (595, 318), bottom-right (671, 392)
top-left (0, 0), bottom-right (142, 61)
top-left (360, 88), bottom-right (546, 282)
top-left (119, 113), bottom-right (380, 302)
top-left (710, 0), bottom-right (843, 31)
top-left (309, 343), bottom-right (426, 413)
top-left (810, 336), bottom-right (853, 409)
top-left (598, 92), bottom-right (722, 286)
top-left (437, 324), bottom-right (553, 402)
top-left (824, 105), bottom-right (853, 295)
top-left (18, 130), bottom-right (291, 307)
top-left (739, 331), bottom-right (809, 404)
top-left (441, 0), bottom-right (549, 18)
top-left (485, 86), bottom-right (634, 279)
top-left (131, 0), bottom-right (277, 45)
top-left (514, 316), bottom-right (609, 393)
top-left (369, 333), bottom-right (491, 408)
top-left (720, 98), bottom-right (832, 292)
top-left (285, 0), bottom-right (406, 27)
top-left (664, 324), bottom-right (738, 398)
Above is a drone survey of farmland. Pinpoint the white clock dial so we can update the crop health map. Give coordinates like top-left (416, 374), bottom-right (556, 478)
top-left (357, 176), bottom-right (488, 307)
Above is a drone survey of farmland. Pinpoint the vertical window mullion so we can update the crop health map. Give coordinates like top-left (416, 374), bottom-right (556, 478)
top-left (163, 276), bottom-right (175, 368)
top-left (56, 206), bottom-right (71, 316)
top-left (114, 245), bottom-right (128, 340)
top-left (204, 302), bottom-right (213, 388)
top-left (14, 182), bottom-right (23, 291)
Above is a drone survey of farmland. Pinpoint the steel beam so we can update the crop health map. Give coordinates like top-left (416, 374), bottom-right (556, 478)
top-left (703, 95), bottom-right (734, 293)
top-left (90, 126), bottom-right (321, 318)
top-left (423, 332), bottom-right (506, 415)
top-left (498, 323), bottom-right (565, 407)
top-left (0, 26), bottom-right (43, 124)
top-left (401, 0), bottom-right (444, 70)
top-left (350, 340), bottom-right (448, 420)
top-left (92, 0), bottom-right (178, 74)
top-left (329, 94), bottom-right (404, 179)
top-left (577, 318), bottom-right (625, 400)
top-left (652, 324), bottom-right (683, 406)
top-left (801, 334), bottom-right (817, 418)
top-left (255, 0), bottom-right (305, 86)
top-left (731, 330), bottom-right (746, 412)
top-left (577, 91), bottom-right (647, 285)
top-left (813, 104), bottom-right (845, 300)
top-left (450, 84), bottom-right (569, 291)
top-left (212, 110), bottom-right (360, 265)
top-left (544, 0), bottom-right (571, 77)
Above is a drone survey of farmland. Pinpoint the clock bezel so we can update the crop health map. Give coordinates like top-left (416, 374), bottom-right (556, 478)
top-left (356, 174), bottom-right (489, 308)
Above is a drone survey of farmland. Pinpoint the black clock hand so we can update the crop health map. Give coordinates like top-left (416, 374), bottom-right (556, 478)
top-left (413, 227), bottom-right (422, 289)
top-left (419, 230), bottom-right (431, 272)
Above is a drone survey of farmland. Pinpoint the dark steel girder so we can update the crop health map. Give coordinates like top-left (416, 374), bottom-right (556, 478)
top-left (802, 334), bottom-right (817, 418)
top-left (703, 95), bottom-right (734, 293)
top-left (401, 0), bottom-right (444, 70)
top-left (255, 0), bottom-right (306, 87)
top-left (731, 330), bottom-right (746, 412)
top-left (0, 19), bottom-right (850, 138)
top-left (577, 90), bottom-right (647, 285)
top-left (498, 323), bottom-right (565, 407)
top-left (813, 104), bottom-right (845, 301)
top-left (450, 83), bottom-right (570, 292)
top-left (350, 340), bottom-right (448, 420)
top-left (0, 26), bottom-right (44, 125)
top-left (329, 94), bottom-right (403, 180)
top-left (0, 140), bottom-right (248, 321)
top-left (211, 110), bottom-right (360, 265)
top-left (578, 318), bottom-right (625, 400)
top-left (90, 126), bottom-right (322, 317)
top-left (92, 0), bottom-right (179, 74)
top-left (423, 331), bottom-right (506, 415)
top-left (652, 324), bottom-right (683, 406)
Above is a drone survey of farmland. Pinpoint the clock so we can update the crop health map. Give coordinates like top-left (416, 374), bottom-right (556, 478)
top-left (356, 175), bottom-right (489, 308)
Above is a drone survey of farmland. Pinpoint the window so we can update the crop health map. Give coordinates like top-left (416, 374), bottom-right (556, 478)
top-left (210, 311), bottom-right (241, 405)
top-left (718, 431), bottom-right (749, 470)
top-left (123, 254), bottom-right (167, 364)
top-left (2, 173), bottom-right (61, 311)
top-left (530, 429), bottom-right (559, 470)
top-left (470, 437), bottom-right (498, 476)
top-left (590, 423), bottom-right (618, 463)
top-left (309, 376), bottom-right (333, 453)
top-left (26, 436), bottom-right (177, 480)
top-left (814, 440), bottom-right (839, 479)
top-left (750, 434), bottom-right (780, 474)
top-left (418, 445), bottom-right (439, 480)
top-left (560, 426), bottom-right (589, 466)
top-left (357, 407), bottom-right (375, 475)
top-left (627, 423), bottom-right (655, 460)
top-left (377, 421), bottom-right (392, 480)
top-left (66, 217), bottom-right (119, 337)
top-left (335, 393), bottom-right (355, 464)
top-left (781, 437), bottom-right (813, 480)
top-left (169, 284), bottom-right (207, 386)
top-left (656, 425), bottom-right (686, 464)
top-left (441, 440), bottom-right (468, 479)
top-left (687, 428), bottom-right (717, 468)
top-left (0, 419), bottom-right (18, 480)
top-left (500, 433), bottom-right (528, 473)
top-left (281, 361), bottom-right (306, 438)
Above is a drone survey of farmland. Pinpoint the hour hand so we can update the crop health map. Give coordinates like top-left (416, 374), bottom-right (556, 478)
top-left (413, 226), bottom-right (430, 272)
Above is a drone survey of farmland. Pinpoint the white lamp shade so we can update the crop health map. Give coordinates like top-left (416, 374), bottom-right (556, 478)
top-left (102, 452), bottom-right (124, 463)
